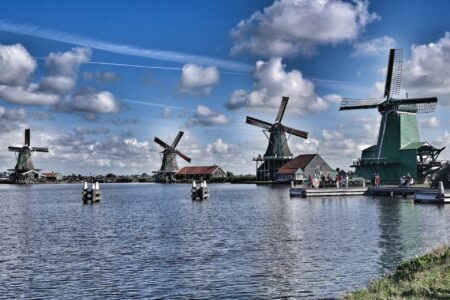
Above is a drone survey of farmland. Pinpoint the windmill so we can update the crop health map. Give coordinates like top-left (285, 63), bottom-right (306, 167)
top-left (246, 96), bottom-right (309, 181)
top-left (153, 131), bottom-right (191, 182)
top-left (8, 128), bottom-right (49, 184)
top-left (340, 49), bottom-right (445, 183)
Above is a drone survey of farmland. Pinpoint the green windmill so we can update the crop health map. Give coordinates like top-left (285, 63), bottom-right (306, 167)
top-left (340, 49), bottom-right (445, 184)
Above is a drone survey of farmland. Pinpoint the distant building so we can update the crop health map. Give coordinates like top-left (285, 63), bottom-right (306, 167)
top-left (176, 165), bottom-right (226, 180)
top-left (41, 172), bottom-right (64, 182)
top-left (276, 154), bottom-right (335, 182)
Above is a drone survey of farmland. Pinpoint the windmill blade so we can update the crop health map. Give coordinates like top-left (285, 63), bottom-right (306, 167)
top-left (339, 98), bottom-right (385, 110)
top-left (384, 49), bottom-right (403, 98)
top-left (246, 116), bottom-right (272, 130)
top-left (282, 125), bottom-right (308, 139)
top-left (171, 131), bottom-right (184, 148)
top-left (392, 97), bottom-right (437, 114)
top-left (8, 146), bottom-right (24, 152)
top-left (154, 137), bottom-right (170, 149)
top-left (275, 96), bottom-right (289, 123)
top-left (25, 128), bottom-right (30, 146)
top-left (33, 147), bottom-right (49, 152)
top-left (175, 150), bottom-right (191, 163)
top-left (392, 97), bottom-right (438, 105)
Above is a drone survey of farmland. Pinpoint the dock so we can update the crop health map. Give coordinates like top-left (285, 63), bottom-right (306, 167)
top-left (290, 187), bottom-right (367, 197)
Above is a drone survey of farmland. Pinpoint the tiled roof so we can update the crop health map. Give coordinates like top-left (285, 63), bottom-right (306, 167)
top-left (177, 165), bottom-right (220, 175)
top-left (276, 154), bottom-right (316, 174)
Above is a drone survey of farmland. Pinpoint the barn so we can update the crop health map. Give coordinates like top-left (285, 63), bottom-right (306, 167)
top-left (276, 154), bottom-right (335, 183)
top-left (176, 165), bottom-right (226, 180)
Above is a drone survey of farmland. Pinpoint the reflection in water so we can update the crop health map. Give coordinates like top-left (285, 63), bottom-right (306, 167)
top-left (0, 183), bottom-right (449, 298)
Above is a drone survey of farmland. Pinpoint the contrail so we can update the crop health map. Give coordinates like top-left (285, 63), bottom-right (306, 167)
top-left (0, 19), bottom-right (252, 72)
top-left (120, 98), bottom-right (193, 111)
top-left (34, 57), bottom-right (247, 75)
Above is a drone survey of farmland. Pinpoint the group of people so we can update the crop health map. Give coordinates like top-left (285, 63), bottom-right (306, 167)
top-left (308, 171), bottom-right (350, 189)
top-left (400, 173), bottom-right (414, 187)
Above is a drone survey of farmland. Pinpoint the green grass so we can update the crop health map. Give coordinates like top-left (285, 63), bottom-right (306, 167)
top-left (344, 245), bottom-right (450, 299)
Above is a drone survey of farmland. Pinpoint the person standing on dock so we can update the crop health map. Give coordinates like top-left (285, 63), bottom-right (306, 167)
top-left (375, 174), bottom-right (381, 187)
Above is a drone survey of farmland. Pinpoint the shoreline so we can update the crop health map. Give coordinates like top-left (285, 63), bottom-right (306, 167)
top-left (344, 245), bottom-right (450, 299)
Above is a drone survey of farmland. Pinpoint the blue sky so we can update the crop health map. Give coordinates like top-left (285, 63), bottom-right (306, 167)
top-left (0, 0), bottom-right (449, 175)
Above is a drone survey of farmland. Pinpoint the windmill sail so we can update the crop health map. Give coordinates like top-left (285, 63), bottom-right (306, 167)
top-left (246, 116), bottom-right (272, 130)
top-left (339, 98), bottom-right (385, 110)
top-left (275, 96), bottom-right (289, 123)
top-left (171, 131), bottom-right (184, 148)
top-left (384, 49), bottom-right (403, 98)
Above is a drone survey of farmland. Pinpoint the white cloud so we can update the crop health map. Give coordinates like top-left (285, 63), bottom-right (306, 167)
top-left (420, 116), bottom-right (440, 128)
top-left (226, 57), bottom-right (330, 115)
top-left (70, 91), bottom-right (120, 114)
top-left (0, 85), bottom-right (59, 105)
top-left (186, 105), bottom-right (229, 127)
top-left (231, 0), bottom-right (378, 56)
top-left (0, 43), bottom-right (36, 86)
top-left (352, 36), bottom-right (396, 57)
top-left (369, 33), bottom-right (450, 106)
top-left (39, 47), bottom-right (91, 94)
top-left (401, 33), bottom-right (450, 105)
top-left (207, 138), bottom-right (231, 155)
top-left (179, 64), bottom-right (219, 96)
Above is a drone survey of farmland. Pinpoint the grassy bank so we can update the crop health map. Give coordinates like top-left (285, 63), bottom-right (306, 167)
top-left (345, 245), bottom-right (450, 299)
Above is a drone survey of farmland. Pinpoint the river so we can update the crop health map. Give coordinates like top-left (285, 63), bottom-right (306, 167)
top-left (1, 183), bottom-right (449, 299)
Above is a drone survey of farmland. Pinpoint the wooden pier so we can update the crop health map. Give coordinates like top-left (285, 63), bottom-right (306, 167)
top-left (290, 187), bottom-right (367, 197)
top-left (291, 181), bottom-right (450, 203)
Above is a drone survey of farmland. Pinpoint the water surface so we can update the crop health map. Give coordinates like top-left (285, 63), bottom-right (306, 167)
top-left (1, 183), bottom-right (449, 298)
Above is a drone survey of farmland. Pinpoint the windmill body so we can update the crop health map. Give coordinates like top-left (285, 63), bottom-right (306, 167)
top-left (340, 49), bottom-right (445, 184)
top-left (247, 97), bottom-right (308, 181)
top-left (8, 128), bottom-right (49, 184)
top-left (153, 131), bottom-right (191, 182)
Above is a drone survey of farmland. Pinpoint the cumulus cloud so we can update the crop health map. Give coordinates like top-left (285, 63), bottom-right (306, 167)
top-left (186, 105), bottom-right (229, 127)
top-left (0, 43), bottom-right (36, 86)
top-left (401, 33), bottom-right (450, 105)
top-left (179, 64), bottom-right (219, 96)
top-left (226, 57), bottom-right (331, 115)
top-left (207, 138), bottom-right (231, 155)
top-left (39, 47), bottom-right (91, 94)
top-left (0, 85), bottom-right (59, 105)
top-left (0, 106), bottom-right (28, 137)
top-left (59, 90), bottom-right (120, 114)
top-left (352, 36), bottom-right (396, 57)
top-left (40, 129), bottom-right (160, 173)
top-left (0, 44), bottom-right (120, 118)
top-left (0, 44), bottom-right (59, 105)
top-left (82, 71), bottom-right (120, 83)
top-left (231, 0), bottom-right (378, 56)
top-left (420, 116), bottom-right (440, 128)
top-left (369, 33), bottom-right (450, 106)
